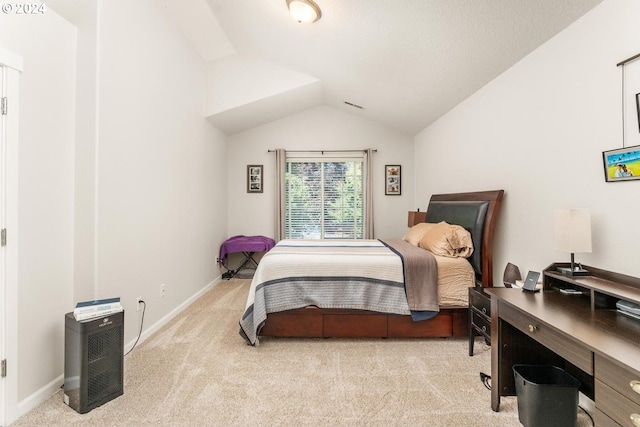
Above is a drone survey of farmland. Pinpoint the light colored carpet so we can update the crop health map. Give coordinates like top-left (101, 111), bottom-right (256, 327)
top-left (12, 279), bottom-right (592, 426)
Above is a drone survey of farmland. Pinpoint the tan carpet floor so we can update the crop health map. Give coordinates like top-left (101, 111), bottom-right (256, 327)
top-left (11, 279), bottom-right (592, 426)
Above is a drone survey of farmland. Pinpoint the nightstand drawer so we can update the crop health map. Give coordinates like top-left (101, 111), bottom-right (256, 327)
top-left (596, 379), bottom-right (640, 427)
top-left (469, 287), bottom-right (491, 316)
top-left (500, 302), bottom-right (593, 374)
top-left (468, 287), bottom-right (491, 356)
top-left (471, 308), bottom-right (490, 337)
top-left (596, 354), bottom-right (640, 407)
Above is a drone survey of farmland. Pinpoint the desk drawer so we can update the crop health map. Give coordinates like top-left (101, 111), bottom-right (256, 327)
top-left (596, 379), bottom-right (640, 427)
top-left (595, 408), bottom-right (624, 427)
top-left (596, 354), bottom-right (640, 407)
top-left (500, 302), bottom-right (593, 374)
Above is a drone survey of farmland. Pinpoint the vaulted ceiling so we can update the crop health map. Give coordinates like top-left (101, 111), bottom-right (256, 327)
top-left (85, 0), bottom-right (608, 135)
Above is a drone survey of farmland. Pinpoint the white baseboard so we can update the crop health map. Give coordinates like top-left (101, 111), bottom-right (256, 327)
top-left (15, 374), bottom-right (64, 422)
top-left (124, 277), bottom-right (221, 354)
top-left (13, 276), bottom-right (221, 424)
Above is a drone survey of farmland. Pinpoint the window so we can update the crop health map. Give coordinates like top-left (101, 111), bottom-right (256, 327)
top-left (285, 158), bottom-right (363, 239)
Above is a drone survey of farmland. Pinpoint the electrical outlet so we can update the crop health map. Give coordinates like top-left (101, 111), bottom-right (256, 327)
top-left (216, 256), bottom-right (221, 263)
top-left (160, 283), bottom-right (166, 298)
top-left (136, 297), bottom-right (143, 312)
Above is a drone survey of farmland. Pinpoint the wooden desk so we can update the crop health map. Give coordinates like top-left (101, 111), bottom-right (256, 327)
top-left (488, 265), bottom-right (640, 426)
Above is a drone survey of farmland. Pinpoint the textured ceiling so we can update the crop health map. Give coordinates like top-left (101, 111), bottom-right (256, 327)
top-left (47, 0), bottom-right (604, 135)
top-left (202, 0), bottom-right (602, 135)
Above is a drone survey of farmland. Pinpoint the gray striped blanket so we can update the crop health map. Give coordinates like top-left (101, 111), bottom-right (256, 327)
top-left (239, 239), bottom-right (438, 345)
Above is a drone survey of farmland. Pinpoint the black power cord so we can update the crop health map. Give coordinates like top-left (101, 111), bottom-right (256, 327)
top-left (578, 405), bottom-right (594, 427)
top-left (124, 300), bottom-right (146, 356)
top-left (479, 372), bottom-right (491, 390)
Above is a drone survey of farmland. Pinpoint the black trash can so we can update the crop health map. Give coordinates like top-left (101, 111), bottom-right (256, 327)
top-left (512, 365), bottom-right (581, 427)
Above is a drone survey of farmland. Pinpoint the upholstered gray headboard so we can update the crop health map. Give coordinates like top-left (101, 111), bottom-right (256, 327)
top-left (424, 190), bottom-right (504, 287)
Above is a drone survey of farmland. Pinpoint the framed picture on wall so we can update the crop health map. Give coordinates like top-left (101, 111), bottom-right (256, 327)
top-left (385, 165), bottom-right (401, 195)
top-left (247, 165), bottom-right (263, 193)
top-left (602, 145), bottom-right (640, 182)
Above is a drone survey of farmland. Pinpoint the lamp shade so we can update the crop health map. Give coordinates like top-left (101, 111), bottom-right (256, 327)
top-left (286, 0), bottom-right (322, 23)
top-left (554, 209), bottom-right (592, 254)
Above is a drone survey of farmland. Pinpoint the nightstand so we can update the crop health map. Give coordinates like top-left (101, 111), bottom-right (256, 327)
top-left (469, 286), bottom-right (491, 356)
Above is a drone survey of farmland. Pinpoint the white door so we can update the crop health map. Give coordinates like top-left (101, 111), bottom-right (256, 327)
top-left (0, 48), bottom-right (22, 425)
top-left (0, 64), bottom-right (6, 427)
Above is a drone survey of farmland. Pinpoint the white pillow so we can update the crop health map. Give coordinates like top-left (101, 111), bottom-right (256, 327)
top-left (402, 223), bottom-right (438, 246)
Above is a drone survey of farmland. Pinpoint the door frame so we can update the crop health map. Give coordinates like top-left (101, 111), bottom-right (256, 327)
top-left (0, 45), bottom-right (23, 426)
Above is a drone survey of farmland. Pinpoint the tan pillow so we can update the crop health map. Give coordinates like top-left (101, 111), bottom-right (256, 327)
top-left (419, 221), bottom-right (474, 258)
top-left (402, 223), bottom-right (438, 246)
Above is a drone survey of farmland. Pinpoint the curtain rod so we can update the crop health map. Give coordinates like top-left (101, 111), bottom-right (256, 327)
top-left (617, 52), bottom-right (640, 67)
top-left (268, 149), bottom-right (377, 153)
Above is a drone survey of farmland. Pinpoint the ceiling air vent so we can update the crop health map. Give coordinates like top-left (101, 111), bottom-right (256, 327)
top-left (344, 101), bottom-right (364, 110)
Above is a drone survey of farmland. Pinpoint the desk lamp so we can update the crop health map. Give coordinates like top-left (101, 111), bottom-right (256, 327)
top-left (554, 208), bottom-right (592, 276)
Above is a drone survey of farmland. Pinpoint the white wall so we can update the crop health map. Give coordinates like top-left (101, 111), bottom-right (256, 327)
top-left (52, 0), bottom-right (100, 305)
top-left (1, 0), bottom-right (229, 422)
top-left (227, 106), bottom-right (415, 241)
top-left (0, 6), bottom-right (76, 411)
top-left (414, 0), bottom-right (640, 282)
top-left (95, 0), bottom-right (227, 343)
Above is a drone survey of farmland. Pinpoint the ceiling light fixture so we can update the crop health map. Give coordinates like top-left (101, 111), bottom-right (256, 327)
top-left (286, 0), bottom-right (322, 24)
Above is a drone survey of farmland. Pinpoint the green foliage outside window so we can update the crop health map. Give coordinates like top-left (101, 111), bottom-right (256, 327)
top-left (285, 160), bottom-right (363, 239)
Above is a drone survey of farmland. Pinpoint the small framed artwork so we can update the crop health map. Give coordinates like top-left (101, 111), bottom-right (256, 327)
top-left (247, 165), bottom-right (263, 193)
top-left (602, 145), bottom-right (640, 182)
top-left (385, 165), bottom-right (401, 195)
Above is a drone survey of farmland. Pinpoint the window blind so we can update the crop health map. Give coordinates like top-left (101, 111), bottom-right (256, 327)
top-left (285, 158), bottom-right (363, 239)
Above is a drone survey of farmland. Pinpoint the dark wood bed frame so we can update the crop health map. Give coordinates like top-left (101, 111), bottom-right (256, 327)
top-left (259, 189), bottom-right (504, 339)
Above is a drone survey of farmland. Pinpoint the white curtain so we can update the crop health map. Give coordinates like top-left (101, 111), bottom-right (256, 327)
top-left (274, 149), bottom-right (286, 242)
top-left (363, 148), bottom-right (374, 238)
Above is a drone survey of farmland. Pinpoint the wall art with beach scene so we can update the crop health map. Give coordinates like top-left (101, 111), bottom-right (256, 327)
top-left (602, 145), bottom-right (640, 182)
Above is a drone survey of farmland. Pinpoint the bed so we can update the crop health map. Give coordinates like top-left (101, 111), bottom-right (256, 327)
top-left (239, 189), bottom-right (504, 345)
